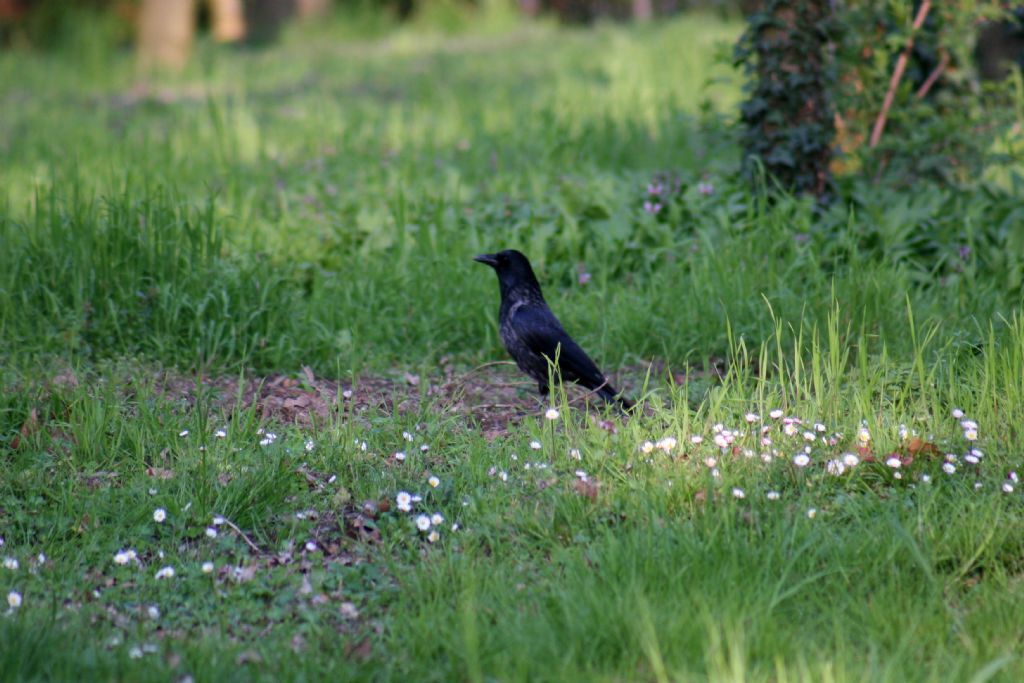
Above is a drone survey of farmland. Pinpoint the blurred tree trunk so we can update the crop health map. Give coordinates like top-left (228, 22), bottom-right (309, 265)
top-left (137, 0), bottom-right (195, 70)
top-left (209, 0), bottom-right (245, 43)
top-left (632, 0), bottom-right (652, 21)
top-left (296, 0), bottom-right (331, 19)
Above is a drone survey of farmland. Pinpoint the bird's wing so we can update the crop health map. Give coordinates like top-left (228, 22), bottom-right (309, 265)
top-left (512, 305), bottom-right (607, 388)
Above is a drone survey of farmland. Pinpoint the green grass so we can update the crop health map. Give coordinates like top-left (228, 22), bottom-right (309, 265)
top-left (2, 11), bottom-right (1024, 683)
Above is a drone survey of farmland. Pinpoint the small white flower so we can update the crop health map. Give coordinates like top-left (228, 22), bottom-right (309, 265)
top-left (212, 515), bottom-right (226, 526)
top-left (451, 523), bottom-right (460, 531)
top-left (657, 437), bottom-right (677, 452)
top-left (1010, 471), bottom-right (1019, 483)
top-left (428, 475), bottom-right (440, 488)
top-left (920, 474), bottom-right (931, 483)
top-left (396, 491), bottom-right (412, 512)
top-left (943, 462), bottom-right (957, 474)
top-left (806, 508), bottom-right (817, 519)
top-left (128, 646), bottom-right (143, 659)
top-left (304, 439), bottom-right (316, 453)
top-left (1002, 482), bottom-right (1015, 493)
top-left (826, 459), bottom-right (845, 476)
top-left (7, 591), bottom-right (22, 609)
top-left (766, 490), bottom-right (780, 500)
top-left (201, 561), bottom-right (214, 574)
top-left (154, 566), bottom-right (175, 580)
top-left (857, 427), bottom-right (871, 443)
top-left (415, 515), bottom-right (431, 531)
top-left (842, 453), bottom-right (860, 468)
top-left (964, 429), bottom-right (978, 441)
top-left (113, 549), bottom-right (136, 565)
top-left (704, 457), bottom-right (717, 468)
top-left (893, 472), bottom-right (903, 480)
top-left (974, 481), bottom-right (983, 490)
top-left (147, 605), bottom-right (160, 619)
top-left (712, 423), bottom-right (724, 433)
top-left (153, 508), bottom-right (167, 523)
top-left (419, 444), bottom-right (429, 452)
top-left (885, 457), bottom-right (902, 469)
top-left (713, 434), bottom-right (729, 449)
top-left (394, 451), bottom-right (406, 462)
top-left (403, 431), bottom-right (414, 442)
top-left (148, 488), bottom-right (157, 496)
top-left (430, 513), bottom-right (445, 526)
top-left (745, 413), bottom-right (760, 423)
top-left (498, 471), bottom-right (508, 482)
top-left (769, 409), bottom-right (784, 419)
top-left (761, 453), bottom-right (773, 463)
top-left (179, 429), bottom-right (189, 438)
top-left (569, 448), bottom-right (581, 460)
top-left (761, 437), bottom-right (773, 446)
top-left (544, 408), bottom-right (560, 420)
top-left (783, 424), bottom-right (798, 437)
top-left (952, 408), bottom-right (964, 419)
top-left (802, 431), bottom-right (816, 442)
top-left (710, 468), bottom-right (721, 479)
top-left (814, 423), bottom-right (826, 433)
top-left (3, 557), bottom-right (18, 571)
top-left (960, 419), bottom-right (977, 430)
top-left (640, 441), bottom-right (655, 454)
top-left (793, 454), bottom-right (810, 468)
top-left (898, 424), bottom-right (909, 440)
top-left (574, 470), bottom-right (588, 481)
top-left (690, 435), bottom-right (703, 444)
top-left (965, 454), bottom-right (980, 465)
top-left (342, 389), bottom-right (353, 399)
top-left (201, 525), bottom-right (218, 539)
top-left (427, 530), bottom-right (440, 543)
top-left (305, 541), bottom-right (317, 552)
top-left (214, 428), bottom-right (227, 439)
top-left (731, 487), bottom-right (745, 499)
top-left (36, 553), bottom-right (45, 565)
top-left (530, 441), bottom-right (542, 451)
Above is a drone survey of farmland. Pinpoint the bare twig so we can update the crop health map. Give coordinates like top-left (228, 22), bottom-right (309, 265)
top-left (915, 49), bottom-right (949, 100)
top-left (869, 0), bottom-right (932, 148)
top-left (220, 517), bottom-right (262, 554)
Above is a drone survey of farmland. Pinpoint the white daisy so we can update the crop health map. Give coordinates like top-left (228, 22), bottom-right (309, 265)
top-left (544, 408), bottom-right (560, 420)
top-left (7, 591), bottom-right (22, 608)
top-left (153, 508), bottom-right (167, 523)
top-left (415, 515), bottom-right (431, 531)
top-left (793, 454), bottom-right (811, 468)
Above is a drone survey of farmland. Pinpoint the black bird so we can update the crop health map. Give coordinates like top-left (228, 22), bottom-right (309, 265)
top-left (474, 249), bottom-right (634, 411)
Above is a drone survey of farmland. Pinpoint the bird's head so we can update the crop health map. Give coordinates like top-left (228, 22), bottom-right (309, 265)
top-left (473, 249), bottom-right (542, 296)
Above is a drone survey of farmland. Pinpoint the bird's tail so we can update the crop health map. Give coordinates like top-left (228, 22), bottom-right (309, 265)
top-left (597, 384), bottom-right (635, 413)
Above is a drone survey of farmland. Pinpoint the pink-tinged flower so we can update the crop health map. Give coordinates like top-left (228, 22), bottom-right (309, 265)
top-left (697, 181), bottom-right (714, 196)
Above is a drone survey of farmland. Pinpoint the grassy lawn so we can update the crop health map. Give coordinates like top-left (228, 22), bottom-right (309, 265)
top-left (2, 13), bottom-right (1024, 683)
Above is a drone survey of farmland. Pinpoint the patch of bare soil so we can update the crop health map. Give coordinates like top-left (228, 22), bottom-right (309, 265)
top-left (149, 360), bottom-right (658, 437)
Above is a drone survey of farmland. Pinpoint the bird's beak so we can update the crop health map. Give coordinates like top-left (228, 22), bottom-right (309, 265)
top-left (473, 253), bottom-right (498, 267)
